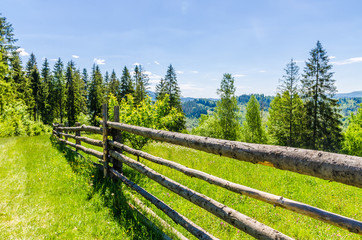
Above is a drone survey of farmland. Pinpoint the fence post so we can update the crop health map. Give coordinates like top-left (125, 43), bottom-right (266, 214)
top-left (75, 122), bottom-right (81, 151)
top-left (102, 103), bottom-right (109, 177)
top-left (112, 106), bottom-right (123, 174)
top-left (58, 123), bottom-right (64, 139)
top-left (64, 122), bottom-right (68, 141)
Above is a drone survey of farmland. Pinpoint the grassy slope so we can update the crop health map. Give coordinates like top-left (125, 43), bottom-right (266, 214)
top-left (128, 142), bottom-right (361, 239)
top-left (1, 134), bottom-right (361, 239)
top-left (0, 135), bottom-right (166, 240)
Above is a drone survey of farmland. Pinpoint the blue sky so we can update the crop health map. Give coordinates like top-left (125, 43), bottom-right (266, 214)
top-left (2, 0), bottom-right (362, 98)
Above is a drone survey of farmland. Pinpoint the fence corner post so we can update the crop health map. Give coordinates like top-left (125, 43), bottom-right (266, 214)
top-left (112, 105), bottom-right (123, 174)
top-left (102, 103), bottom-right (109, 178)
top-left (64, 122), bottom-right (68, 141)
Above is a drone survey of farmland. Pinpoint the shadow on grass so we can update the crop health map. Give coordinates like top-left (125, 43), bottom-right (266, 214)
top-left (50, 136), bottom-right (168, 240)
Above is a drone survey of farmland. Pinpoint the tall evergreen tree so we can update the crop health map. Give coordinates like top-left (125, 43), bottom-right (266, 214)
top-left (119, 66), bottom-right (133, 100)
top-left (65, 61), bottom-right (83, 126)
top-left (243, 95), bottom-right (267, 143)
top-left (39, 58), bottom-right (54, 124)
top-left (268, 59), bottom-right (304, 147)
top-left (155, 78), bottom-right (166, 101)
top-left (52, 58), bottom-right (66, 123)
top-left (214, 73), bottom-right (240, 140)
top-left (88, 65), bottom-right (104, 125)
top-left (301, 41), bottom-right (342, 151)
top-left (9, 53), bottom-right (33, 108)
top-left (108, 70), bottom-right (121, 100)
top-left (0, 14), bottom-right (17, 68)
top-left (161, 65), bottom-right (183, 111)
top-left (133, 65), bottom-right (149, 105)
top-left (81, 68), bottom-right (88, 103)
top-left (26, 54), bottom-right (41, 121)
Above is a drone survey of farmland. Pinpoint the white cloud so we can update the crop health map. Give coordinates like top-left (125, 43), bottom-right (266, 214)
top-left (259, 70), bottom-right (266, 73)
top-left (176, 70), bottom-right (184, 74)
top-left (16, 48), bottom-right (29, 56)
top-left (191, 70), bottom-right (199, 74)
top-left (331, 57), bottom-right (362, 65)
top-left (328, 56), bottom-right (336, 59)
top-left (154, 61), bottom-right (160, 65)
top-left (133, 62), bottom-right (141, 66)
top-left (50, 58), bottom-right (58, 62)
top-left (72, 55), bottom-right (80, 59)
top-left (234, 74), bottom-right (246, 78)
top-left (93, 58), bottom-right (106, 65)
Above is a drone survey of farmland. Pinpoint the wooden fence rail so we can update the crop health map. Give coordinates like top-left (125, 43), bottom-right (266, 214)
top-left (52, 104), bottom-right (362, 239)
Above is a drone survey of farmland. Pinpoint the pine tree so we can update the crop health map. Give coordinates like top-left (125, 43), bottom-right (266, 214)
top-left (9, 53), bottom-right (33, 108)
top-left (104, 71), bottom-right (110, 101)
top-left (53, 58), bottom-right (66, 123)
top-left (268, 59), bottom-right (304, 147)
top-left (155, 78), bottom-right (166, 101)
top-left (88, 65), bottom-right (104, 125)
top-left (65, 61), bottom-right (83, 126)
top-left (120, 66), bottom-right (133, 101)
top-left (81, 68), bottom-right (88, 104)
top-left (39, 58), bottom-right (54, 124)
top-left (108, 70), bottom-right (121, 100)
top-left (301, 41), bottom-right (342, 151)
top-left (26, 54), bottom-right (41, 121)
top-left (133, 65), bottom-right (149, 105)
top-left (214, 73), bottom-right (240, 140)
top-left (0, 14), bottom-right (17, 69)
top-left (243, 95), bottom-right (267, 143)
top-left (163, 65), bottom-right (183, 111)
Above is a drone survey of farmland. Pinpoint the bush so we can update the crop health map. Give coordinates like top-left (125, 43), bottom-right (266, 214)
top-left (0, 101), bottom-right (51, 137)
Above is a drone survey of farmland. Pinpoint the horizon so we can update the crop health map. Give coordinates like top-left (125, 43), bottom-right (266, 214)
top-left (2, 0), bottom-right (362, 98)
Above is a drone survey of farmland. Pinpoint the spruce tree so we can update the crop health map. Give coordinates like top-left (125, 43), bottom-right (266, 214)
top-left (9, 53), bottom-right (33, 109)
top-left (108, 70), bottom-right (121, 100)
top-left (133, 65), bottom-right (149, 105)
top-left (65, 61), bottom-right (83, 126)
top-left (163, 64), bottom-right (182, 111)
top-left (214, 73), bottom-right (240, 140)
top-left (268, 59), bottom-right (304, 147)
top-left (39, 58), bottom-right (54, 124)
top-left (26, 54), bottom-right (41, 121)
top-left (88, 65), bottom-right (104, 125)
top-left (243, 95), bottom-right (267, 143)
top-left (301, 41), bottom-right (342, 151)
top-left (155, 78), bottom-right (166, 101)
top-left (0, 14), bottom-right (17, 67)
top-left (81, 68), bottom-right (88, 105)
top-left (119, 66), bottom-right (133, 100)
top-left (53, 58), bottom-right (66, 123)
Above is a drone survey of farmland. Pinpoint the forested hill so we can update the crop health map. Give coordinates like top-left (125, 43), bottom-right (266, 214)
top-left (182, 94), bottom-right (362, 119)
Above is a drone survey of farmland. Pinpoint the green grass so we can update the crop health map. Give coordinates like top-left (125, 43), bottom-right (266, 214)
top-left (67, 133), bottom-right (362, 239)
top-left (0, 135), bottom-right (168, 239)
top-left (2, 134), bottom-right (361, 239)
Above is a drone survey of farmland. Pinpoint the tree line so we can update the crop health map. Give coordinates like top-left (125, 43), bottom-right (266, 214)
top-left (192, 41), bottom-right (361, 155)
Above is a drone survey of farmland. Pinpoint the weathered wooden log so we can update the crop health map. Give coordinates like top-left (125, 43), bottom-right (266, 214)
top-left (56, 137), bottom-right (103, 159)
top-left (129, 195), bottom-right (189, 240)
top-left (111, 106), bottom-right (123, 173)
top-left (59, 132), bottom-right (103, 147)
top-left (75, 122), bottom-right (81, 146)
top-left (108, 140), bottom-right (362, 234)
top-left (109, 150), bottom-right (293, 240)
top-left (106, 122), bottom-right (362, 188)
top-left (110, 168), bottom-right (218, 240)
top-left (56, 125), bottom-right (102, 135)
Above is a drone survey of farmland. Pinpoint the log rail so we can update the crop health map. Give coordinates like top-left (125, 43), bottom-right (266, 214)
top-left (52, 104), bottom-right (362, 239)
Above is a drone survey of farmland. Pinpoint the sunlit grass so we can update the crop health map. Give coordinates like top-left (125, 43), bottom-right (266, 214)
top-left (72, 134), bottom-right (361, 239)
top-left (0, 135), bottom-right (167, 239)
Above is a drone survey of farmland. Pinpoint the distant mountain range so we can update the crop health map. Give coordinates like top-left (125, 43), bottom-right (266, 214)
top-left (335, 91), bottom-right (362, 98)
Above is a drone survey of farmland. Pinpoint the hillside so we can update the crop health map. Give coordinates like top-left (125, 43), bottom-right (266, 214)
top-left (335, 91), bottom-right (362, 98)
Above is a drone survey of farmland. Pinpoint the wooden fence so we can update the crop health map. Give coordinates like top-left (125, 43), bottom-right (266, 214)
top-left (52, 104), bottom-right (362, 239)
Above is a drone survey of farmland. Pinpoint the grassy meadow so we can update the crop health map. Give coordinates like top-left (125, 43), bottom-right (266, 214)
top-left (1, 134), bottom-right (361, 239)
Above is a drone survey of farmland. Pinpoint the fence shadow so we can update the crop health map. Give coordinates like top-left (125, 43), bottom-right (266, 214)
top-left (50, 135), bottom-right (169, 240)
